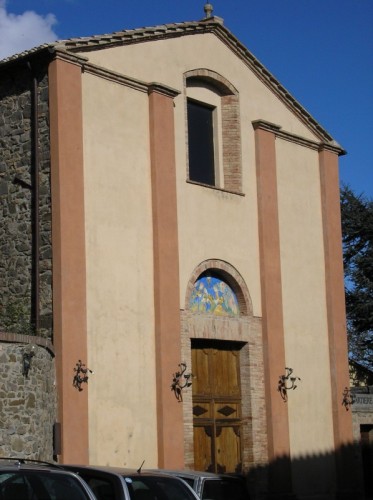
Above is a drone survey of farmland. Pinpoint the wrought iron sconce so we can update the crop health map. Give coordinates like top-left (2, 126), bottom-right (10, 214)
top-left (171, 363), bottom-right (193, 402)
top-left (73, 360), bottom-right (93, 391)
top-left (22, 344), bottom-right (36, 378)
top-left (342, 387), bottom-right (355, 411)
top-left (278, 367), bottom-right (301, 402)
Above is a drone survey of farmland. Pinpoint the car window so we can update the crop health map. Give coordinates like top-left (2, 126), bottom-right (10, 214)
top-left (177, 476), bottom-right (194, 488)
top-left (202, 478), bottom-right (248, 500)
top-left (0, 471), bottom-right (91, 500)
top-left (83, 476), bottom-right (116, 500)
top-left (124, 475), bottom-right (197, 500)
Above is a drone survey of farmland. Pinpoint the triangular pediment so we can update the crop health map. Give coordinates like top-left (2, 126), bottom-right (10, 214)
top-left (0, 17), bottom-right (341, 147)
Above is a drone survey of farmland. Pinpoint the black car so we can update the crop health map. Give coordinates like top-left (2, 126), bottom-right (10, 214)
top-left (62, 465), bottom-right (200, 500)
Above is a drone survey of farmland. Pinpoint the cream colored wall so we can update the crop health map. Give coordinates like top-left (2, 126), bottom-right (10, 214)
top-left (77, 30), bottom-right (337, 471)
top-left (180, 82), bottom-right (256, 312)
top-left (77, 33), bottom-right (322, 318)
top-left (276, 139), bottom-right (335, 491)
top-left (81, 34), bottom-right (318, 141)
top-left (81, 73), bottom-right (158, 467)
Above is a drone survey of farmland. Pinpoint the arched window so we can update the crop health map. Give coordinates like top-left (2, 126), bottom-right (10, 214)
top-left (189, 275), bottom-right (239, 317)
top-left (185, 260), bottom-right (252, 317)
top-left (185, 70), bottom-right (242, 193)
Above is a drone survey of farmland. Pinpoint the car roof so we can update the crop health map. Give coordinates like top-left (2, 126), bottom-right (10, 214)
top-left (64, 464), bottom-right (186, 477)
top-left (146, 469), bottom-right (241, 480)
top-left (0, 458), bottom-right (67, 472)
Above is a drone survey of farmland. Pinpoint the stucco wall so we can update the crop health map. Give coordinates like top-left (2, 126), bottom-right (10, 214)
top-left (81, 73), bottom-right (158, 466)
top-left (77, 33), bottom-right (322, 321)
top-left (276, 139), bottom-right (335, 493)
top-left (80, 34), bottom-right (319, 143)
top-left (76, 28), bottom-right (341, 478)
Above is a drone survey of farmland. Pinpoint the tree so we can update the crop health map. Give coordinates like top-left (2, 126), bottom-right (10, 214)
top-left (340, 185), bottom-right (373, 371)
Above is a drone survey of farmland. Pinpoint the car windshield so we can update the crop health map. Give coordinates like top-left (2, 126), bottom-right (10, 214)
top-left (123, 475), bottom-right (196, 500)
top-left (0, 471), bottom-right (90, 500)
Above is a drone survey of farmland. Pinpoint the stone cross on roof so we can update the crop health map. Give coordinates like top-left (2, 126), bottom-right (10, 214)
top-left (204, 3), bottom-right (213, 18)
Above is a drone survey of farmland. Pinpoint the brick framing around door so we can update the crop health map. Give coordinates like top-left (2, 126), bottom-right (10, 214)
top-left (180, 260), bottom-right (268, 474)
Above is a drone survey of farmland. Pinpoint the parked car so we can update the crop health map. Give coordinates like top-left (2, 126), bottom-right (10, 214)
top-left (62, 465), bottom-right (200, 500)
top-left (0, 458), bottom-right (97, 500)
top-left (148, 469), bottom-right (250, 500)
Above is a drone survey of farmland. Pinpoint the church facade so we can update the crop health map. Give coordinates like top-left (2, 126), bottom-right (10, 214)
top-left (0, 8), bottom-right (361, 499)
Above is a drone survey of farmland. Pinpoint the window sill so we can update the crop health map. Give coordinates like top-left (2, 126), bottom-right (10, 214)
top-left (186, 179), bottom-right (245, 197)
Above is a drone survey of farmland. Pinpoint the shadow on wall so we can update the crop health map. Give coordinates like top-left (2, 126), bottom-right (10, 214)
top-left (244, 442), bottom-right (372, 500)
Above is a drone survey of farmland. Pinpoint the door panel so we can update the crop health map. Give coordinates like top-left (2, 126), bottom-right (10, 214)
top-left (192, 341), bottom-right (243, 473)
top-left (193, 425), bottom-right (213, 472)
top-left (215, 425), bottom-right (242, 473)
top-left (192, 348), bottom-right (211, 395)
top-left (210, 350), bottom-right (240, 396)
top-left (214, 402), bottom-right (239, 419)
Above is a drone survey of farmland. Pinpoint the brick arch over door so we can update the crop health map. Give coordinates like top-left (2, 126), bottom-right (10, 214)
top-left (180, 260), bottom-right (267, 472)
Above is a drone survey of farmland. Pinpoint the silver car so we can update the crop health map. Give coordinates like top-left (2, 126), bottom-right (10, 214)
top-left (0, 458), bottom-right (97, 500)
top-left (148, 469), bottom-right (250, 500)
top-left (62, 465), bottom-right (200, 500)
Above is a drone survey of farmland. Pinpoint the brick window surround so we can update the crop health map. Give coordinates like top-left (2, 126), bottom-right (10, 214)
top-left (184, 69), bottom-right (242, 194)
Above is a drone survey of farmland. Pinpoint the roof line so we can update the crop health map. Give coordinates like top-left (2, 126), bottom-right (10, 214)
top-left (57, 19), bottom-right (341, 145)
top-left (0, 19), bottom-right (341, 147)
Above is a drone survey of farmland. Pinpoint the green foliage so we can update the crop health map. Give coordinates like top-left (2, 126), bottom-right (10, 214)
top-left (0, 297), bottom-right (35, 335)
top-left (340, 185), bottom-right (373, 370)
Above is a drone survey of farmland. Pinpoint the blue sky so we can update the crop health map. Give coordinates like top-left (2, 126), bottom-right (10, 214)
top-left (1, 0), bottom-right (372, 199)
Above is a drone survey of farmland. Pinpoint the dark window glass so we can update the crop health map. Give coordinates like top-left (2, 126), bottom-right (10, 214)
top-left (178, 476), bottom-right (194, 488)
top-left (0, 471), bottom-right (90, 500)
top-left (187, 99), bottom-right (215, 186)
top-left (202, 478), bottom-right (248, 500)
top-left (124, 475), bottom-right (197, 500)
top-left (84, 476), bottom-right (116, 500)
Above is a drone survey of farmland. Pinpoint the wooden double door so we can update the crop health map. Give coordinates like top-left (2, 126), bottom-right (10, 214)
top-left (191, 340), bottom-right (243, 473)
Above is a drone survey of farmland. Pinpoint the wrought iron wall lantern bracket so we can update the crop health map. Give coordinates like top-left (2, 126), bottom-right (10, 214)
top-left (278, 367), bottom-right (301, 402)
top-left (73, 360), bottom-right (93, 391)
top-left (342, 386), bottom-right (355, 411)
top-left (171, 363), bottom-right (193, 402)
top-left (22, 344), bottom-right (36, 378)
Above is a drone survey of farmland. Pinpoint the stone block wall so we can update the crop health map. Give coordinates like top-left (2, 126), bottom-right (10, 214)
top-left (0, 62), bottom-right (52, 337)
top-left (0, 61), bottom-right (56, 460)
top-left (0, 335), bottom-right (57, 460)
